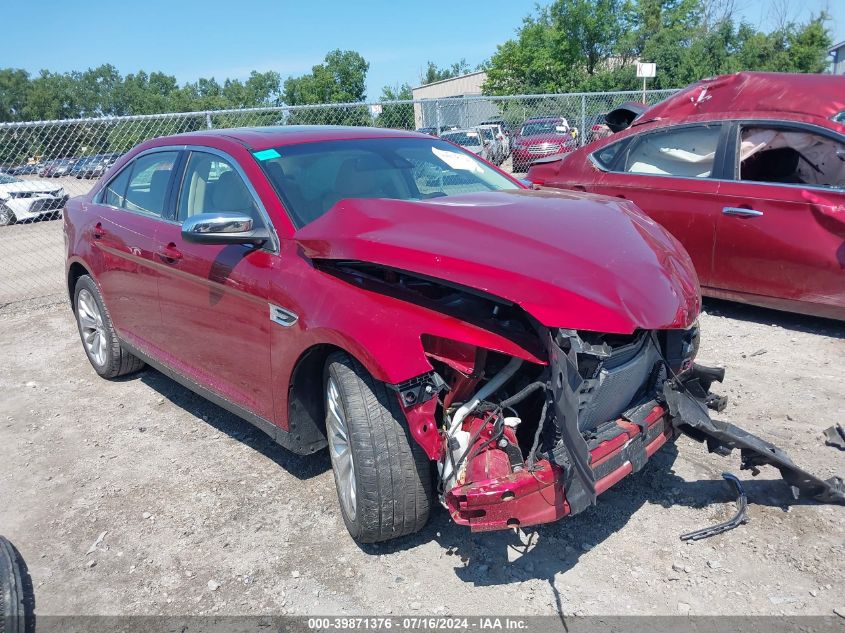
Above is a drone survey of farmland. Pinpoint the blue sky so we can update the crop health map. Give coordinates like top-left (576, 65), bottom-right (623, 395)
top-left (2, 0), bottom-right (842, 101)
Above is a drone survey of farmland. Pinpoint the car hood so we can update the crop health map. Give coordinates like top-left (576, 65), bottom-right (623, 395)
top-left (295, 190), bottom-right (701, 334)
top-left (0, 179), bottom-right (63, 194)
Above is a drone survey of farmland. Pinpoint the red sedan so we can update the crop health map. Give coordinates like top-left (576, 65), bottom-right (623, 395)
top-left (511, 117), bottom-right (578, 172)
top-left (64, 125), bottom-right (843, 542)
top-left (528, 72), bottom-right (845, 320)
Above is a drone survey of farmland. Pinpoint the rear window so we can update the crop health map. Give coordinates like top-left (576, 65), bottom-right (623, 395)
top-left (520, 122), bottom-right (568, 136)
top-left (441, 132), bottom-right (481, 147)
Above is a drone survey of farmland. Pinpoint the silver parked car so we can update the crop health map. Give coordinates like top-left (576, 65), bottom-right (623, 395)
top-left (440, 129), bottom-right (495, 163)
top-left (477, 123), bottom-right (510, 160)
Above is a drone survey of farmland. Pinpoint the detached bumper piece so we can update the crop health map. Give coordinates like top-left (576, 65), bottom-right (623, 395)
top-left (680, 473), bottom-right (749, 541)
top-left (665, 367), bottom-right (845, 506)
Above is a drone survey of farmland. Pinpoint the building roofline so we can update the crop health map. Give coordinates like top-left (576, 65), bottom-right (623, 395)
top-left (830, 40), bottom-right (845, 53)
top-left (412, 70), bottom-right (487, 91)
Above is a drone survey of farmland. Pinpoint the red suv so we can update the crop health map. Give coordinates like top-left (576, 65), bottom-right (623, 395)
top-left (65, 126), bottom-right (843, 542)
top-left (511, 117), bottom-right (578, 172)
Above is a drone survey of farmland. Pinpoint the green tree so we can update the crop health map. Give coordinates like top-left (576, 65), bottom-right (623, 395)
top-left (484, 0), bottom-right (832, 95)
top-left (283, 50), bottom-right (370, 125)
top-left (375, 83), bottom-right (414, 129)
top-left (0, 68), bottom-right (30, 122)
top-left (419, 59), bottom-right (473, 85)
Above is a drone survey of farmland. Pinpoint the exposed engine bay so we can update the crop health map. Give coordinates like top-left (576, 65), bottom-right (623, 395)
top-left (321, 259), bottom-right (845, 532)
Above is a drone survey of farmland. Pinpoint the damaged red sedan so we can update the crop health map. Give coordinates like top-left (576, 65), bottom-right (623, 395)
top-left (527, 72), bottom-right (845, 320)
top-left (64, 126), bottom-right (844, 543)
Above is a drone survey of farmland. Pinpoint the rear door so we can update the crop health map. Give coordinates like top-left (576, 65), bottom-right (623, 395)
top-left (87, 149), bottom-right (180, 351)
top-left (155, 148), bottom-right (277, 421)
top-left (711, 120), bottom-right (845, 317)
top-left (585, 123), bottom-right (730, 287)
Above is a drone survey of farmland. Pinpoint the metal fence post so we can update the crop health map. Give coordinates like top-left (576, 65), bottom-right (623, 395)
top-left (580, 95), bottom-right (586, 147)
top-left (206, 113), bottom-right (213, 129)
top-left (435, 100), bottom-right (441, 136)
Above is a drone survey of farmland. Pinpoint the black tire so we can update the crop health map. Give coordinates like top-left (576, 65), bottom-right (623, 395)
top-left (0, 536), bottom-right (30, 633)
top-left (73, 275), bottom-right (145, 379)
top-left (324, 351), bottom-right (432, 543)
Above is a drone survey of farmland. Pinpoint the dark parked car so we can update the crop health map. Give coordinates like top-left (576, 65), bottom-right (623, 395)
top-left (64, 125), bottom-right (843, 542)
top-left (40, 158), bottom-right (77, 178)
top-left (528, 72), bottom-right (845, 320)
top-left (71, 153), bottom-right (121, 179)
top-left (7, 163), bottom-right (41, 176)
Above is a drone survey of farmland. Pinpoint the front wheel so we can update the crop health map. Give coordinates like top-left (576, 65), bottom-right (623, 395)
top-left (324, 352), bottom-right (432, 543)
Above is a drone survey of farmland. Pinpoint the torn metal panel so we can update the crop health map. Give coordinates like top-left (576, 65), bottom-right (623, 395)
top-left (664, 383), bottom-right (845, 505)
top-left (823, 424), bottom-right (845, 451)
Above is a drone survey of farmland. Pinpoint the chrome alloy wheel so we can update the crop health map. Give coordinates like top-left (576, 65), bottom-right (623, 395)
top-left (326, 376), bottom-right (357, 521)
top-left (76, 288), bottom-right (107, 367)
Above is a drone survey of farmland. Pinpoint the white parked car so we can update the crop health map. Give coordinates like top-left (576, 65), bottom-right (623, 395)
top-left (477, 123), bottom-right (510, 158)
top-left (0, 173), bottom-right (69, 226)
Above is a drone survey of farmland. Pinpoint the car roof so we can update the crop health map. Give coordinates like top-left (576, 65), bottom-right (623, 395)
top-left (441, 129), bottom-right (478, 135)
top-left (522, 117), bottom-right (564, 123)
top-left (636, 72), bottom-right (845, 126)
top-left (151, 125), bottom-right (427, 152)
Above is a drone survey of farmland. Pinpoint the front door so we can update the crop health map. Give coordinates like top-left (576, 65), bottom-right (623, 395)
top-left (155, 149), bottom-right (277, 421)
top-left (589, 123), bottom-right (728, 287)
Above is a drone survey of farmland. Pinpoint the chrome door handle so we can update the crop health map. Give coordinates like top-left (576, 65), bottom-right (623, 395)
top-left (723, 207), bottom-right (764, 218)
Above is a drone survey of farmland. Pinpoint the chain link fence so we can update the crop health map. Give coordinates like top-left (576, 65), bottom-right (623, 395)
top-left (0, 88), bottom-right (677, 307)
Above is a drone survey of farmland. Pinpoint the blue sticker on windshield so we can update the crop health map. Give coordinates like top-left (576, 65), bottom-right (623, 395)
top-left (253, 149), bottom-right (280, 161)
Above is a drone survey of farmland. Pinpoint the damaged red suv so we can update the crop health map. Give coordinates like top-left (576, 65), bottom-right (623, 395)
top-left (65, 126), bottom-right (844, 543)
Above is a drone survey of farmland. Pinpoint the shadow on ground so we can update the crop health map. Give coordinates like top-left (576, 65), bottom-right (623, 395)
top-left (702, 298), bottom-right (845, 339)
top-left (135, 369), bottom-right (331, 482)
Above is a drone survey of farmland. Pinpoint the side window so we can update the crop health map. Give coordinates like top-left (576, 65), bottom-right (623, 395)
top-left (123, 152), bottom-right (178, 217)
top-left (592, 140), bottom-right (626, 170)
top-left (620, 126), bottom-right (721, 178)
top-left (177, 152), bottom-right (263, 224)
top-left (103, 166), bottom-right (131, 207)
top-left (739, 126), bottom-right (845, 189)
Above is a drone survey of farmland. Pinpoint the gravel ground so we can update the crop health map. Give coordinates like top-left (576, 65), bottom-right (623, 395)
top-left (1, 294), bottom-right (844, 618)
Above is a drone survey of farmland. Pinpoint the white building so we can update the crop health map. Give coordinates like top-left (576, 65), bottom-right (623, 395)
top-left (411, 71), bottom-right (498, 131)
top-left (831, 41), bottom-right (845, 75)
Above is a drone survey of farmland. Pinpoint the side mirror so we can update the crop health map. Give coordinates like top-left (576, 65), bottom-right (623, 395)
top-left (181, 212), bottom-right (269, 246)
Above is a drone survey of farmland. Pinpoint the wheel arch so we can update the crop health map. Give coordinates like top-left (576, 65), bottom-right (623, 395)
top-left (286, 341), bottom-right (399, 453)
top-left (67, 259), bottom-right (93, 302)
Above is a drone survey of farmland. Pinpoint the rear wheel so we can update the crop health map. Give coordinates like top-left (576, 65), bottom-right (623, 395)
top-left (324, 351), bottom-right (432, 543)
top-left (73, 275), bottom-right (145, 379)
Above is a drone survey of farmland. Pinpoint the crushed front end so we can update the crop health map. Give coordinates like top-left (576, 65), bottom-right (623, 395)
top-left (397, 324), bottom-right (844, 532)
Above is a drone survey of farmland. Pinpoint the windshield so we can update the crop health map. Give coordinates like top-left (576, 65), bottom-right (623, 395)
top-left (257, 137), bottom-right (520, 228)
top-left (520, 122), bottom-right (567, 136)
top-left (0, 174), bottom-right (21, 184)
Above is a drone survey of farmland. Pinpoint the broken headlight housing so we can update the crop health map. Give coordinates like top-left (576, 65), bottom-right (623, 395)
top-left (661, 320), bottom-right (700, 375)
